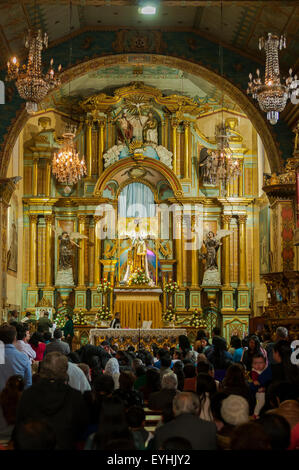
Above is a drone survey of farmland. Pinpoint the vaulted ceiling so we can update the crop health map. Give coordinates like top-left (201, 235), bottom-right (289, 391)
top-left (0, 1), bottom-right (298, 73)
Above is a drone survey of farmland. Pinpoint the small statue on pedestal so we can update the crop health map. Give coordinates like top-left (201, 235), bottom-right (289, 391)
top-left (200, 230), bottom-right (232, 286)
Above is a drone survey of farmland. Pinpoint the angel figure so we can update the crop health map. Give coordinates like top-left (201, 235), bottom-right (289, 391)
top-left (200, 230), bottom-right (232, 271)
top-left (54, 227), bottom-right (88, 286)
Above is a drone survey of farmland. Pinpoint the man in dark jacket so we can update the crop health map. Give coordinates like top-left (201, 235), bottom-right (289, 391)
top-left (37, 311), bottom-right (53, 333)
top-left (45, 328), bottom-right (70, 356)
top-left (62, 314), bottom-right (74, 351)
top-left (16, 352), bottom-right (88, 450)
top-left (154, 392), bottom-right (217, 450)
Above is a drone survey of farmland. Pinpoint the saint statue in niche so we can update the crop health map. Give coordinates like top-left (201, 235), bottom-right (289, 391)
top-left (116, 111), bottom-right (133, 144)
top-left (54, 227), bottom-right (88, 286)
top-left (199, 230), bottom-right (232, 286)
top-left (143, 111), bottom-right (158, 144)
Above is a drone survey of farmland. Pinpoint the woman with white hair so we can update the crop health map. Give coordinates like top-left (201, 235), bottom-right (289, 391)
top-left (104, 357), bottom-right (120, 390)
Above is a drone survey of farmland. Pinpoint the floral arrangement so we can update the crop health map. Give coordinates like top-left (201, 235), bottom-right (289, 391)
top-left (96, 306), bottom-right (112, 323)
top-left (73, 310), bottom-right (88, 326)
top-left (97, 279), bottom-right (112, 294)
top-left (53, 310), bottom-right (66, 328)
top-left (163, 305), bottom-right (176, 323)
top-left (163, 280), bottom-right (179, 294)
top-left (190, 309), bottom-right (207, 328)
top-left (128, 268), bottom-right (150, 286)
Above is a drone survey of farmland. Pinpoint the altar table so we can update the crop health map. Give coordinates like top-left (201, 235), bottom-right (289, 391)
top-left (89, 328), bottom-right (187, 350)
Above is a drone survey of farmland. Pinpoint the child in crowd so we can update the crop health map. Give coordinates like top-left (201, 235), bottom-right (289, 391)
top-left (126, 405), bottom-right (153, 449)
top-left (249, 353), bottom-right (272, 418)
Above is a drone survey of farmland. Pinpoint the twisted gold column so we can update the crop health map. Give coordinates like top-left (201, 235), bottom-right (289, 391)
top-left (29, 214), bottom-right (38, 287)
top-left (222, 214), bottom-right (232, 287)
top-left (238, 215), bottom-right (247, 288)
top-left (164, 114), bottom-right (169, 149)
top-left (45, 214), bottom-right (54, 287)
top-left (78, 215), bottom-right (86, 287)
top-left (181, 217), bottom-right (187, 285)
top-left (85, 121), bottom-right (93, 178)
top-left (93, 215), bottom-right (102, 286)
top-left (45, 161), bottom-right (51, 197)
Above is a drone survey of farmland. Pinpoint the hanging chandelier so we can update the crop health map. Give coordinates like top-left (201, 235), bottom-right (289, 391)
top-left (6, 29), bottom-right (61, 114)
top-left (52, 124), bottom-right (87, 194)
top-left (202, 123), bottom-right (240, 186)
top-left (247, 33), bottom-right (298, 125)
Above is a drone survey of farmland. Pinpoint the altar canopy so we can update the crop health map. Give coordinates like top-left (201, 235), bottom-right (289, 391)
top-left (118, 182), bottom-right (156, 218)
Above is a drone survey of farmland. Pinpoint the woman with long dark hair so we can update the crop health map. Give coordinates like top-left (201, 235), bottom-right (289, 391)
top-left (241, 335), bottom-right (267, 372)
top-left (206, 336), bottom-right (232, 381)
top-left (221, 364), bottom-right (255, 414)
top-left (196, 373), bottom-right (217, 421)
top-left (272, 340), bottom-right (299, 385)
top-left (172, 361), bottom-right (185, 392)
top-left (29, 332), bottom-right (46, 361)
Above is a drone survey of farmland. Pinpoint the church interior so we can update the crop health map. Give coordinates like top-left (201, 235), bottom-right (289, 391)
top-left (0, 0), bottom-right (298, 345)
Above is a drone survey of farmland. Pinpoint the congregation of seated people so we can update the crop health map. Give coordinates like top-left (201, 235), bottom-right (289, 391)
top-left (0, 321), bottom-right (299, 451)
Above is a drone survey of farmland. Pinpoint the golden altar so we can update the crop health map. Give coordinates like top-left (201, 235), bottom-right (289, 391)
top-left (89, 328), bottom-right (187, 350)
top-left (114, 287), bottom-right (163, 329)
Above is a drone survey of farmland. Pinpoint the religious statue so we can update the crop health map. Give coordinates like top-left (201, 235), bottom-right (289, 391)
top-left (54, 227), bottom-right (88, 286)
top-left (143, 111), bottom-right (158, 144)
top-left (199, 230), bottom-right (232, 286)
top-left (121, 222), bottom-right (155, 286)
top-left (116, 111), bottom-right (133, 144)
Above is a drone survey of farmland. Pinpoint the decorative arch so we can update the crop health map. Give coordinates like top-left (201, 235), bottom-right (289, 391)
top-left (94, 156), bottom-right (184, 199)
top-left (0, 47), bottom-right (289, 176)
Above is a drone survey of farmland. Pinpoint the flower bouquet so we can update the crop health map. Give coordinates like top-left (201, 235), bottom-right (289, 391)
top-left (73, 310), bottom-right (88, 326)
top-left (163, 305), bottom-right (176, 324)
top-left (190, 308), bottom-right (207, 328)
top-left (96, 306), bottom-right (112, 326)
top-left (128, 268), bottom-right (150, 286)
top-left (163, 280), bottom-right (179, 294)
top-left (97, 279), bottom-right (112, 294)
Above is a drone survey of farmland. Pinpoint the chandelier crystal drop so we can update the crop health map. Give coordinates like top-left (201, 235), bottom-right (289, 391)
top-left (52, 124), bottom-right (87, 194)
top-left (202, 124), bottom-right (241, 187)
top-left (247, 33), bottom-right (298, 125)
top-left (6, 29), bottom-right (61, 114)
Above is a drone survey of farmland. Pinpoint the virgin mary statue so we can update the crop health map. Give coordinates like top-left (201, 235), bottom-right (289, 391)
top-left (122, 231), bottom-right (154, 286)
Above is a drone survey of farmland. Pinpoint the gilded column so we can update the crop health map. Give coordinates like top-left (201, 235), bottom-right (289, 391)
top-left (93, 215), bottom-right (102, 286)
top-left (184, 121), bottom-right (190, 179)
top-left (238, 159), bottom-right (244, 197)
top-left (222, 214), bottom-right (232, 287)
top-left (181, 217), bottom-right (187, 285)
top-left (164, 114), bottom-right (169, 149)
top-left (238, 215), bottom-right (247, 288)
top-left (174, 213), bottom-right (182, 284)
top-left (78, 215), bottom-right (86, 287)
top-left (45, 161), bottom-right (51, 197)
top-left (191, 214), bottom-right (199, 287)
top-left (45, 215), bottom-right (54, 287)
top-left (85, 120), bottom-right (93, 178)
top-left (32, 157), bottom-right (38, 196)
top-left (97, 120), bottom-right (105, 176)
top-left (172, 119), bottom-right (178, 174)
top-left (29, 214), bottom-right (38, 287)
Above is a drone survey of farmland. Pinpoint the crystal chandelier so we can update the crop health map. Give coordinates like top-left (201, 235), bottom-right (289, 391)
top-left (6, 29), bottom-right (61, 114)
top-left (247, 33), bottom-right (298, 125)
top-left (202, 124), bottom-right (240, 187)
top-left (52, 124), bottom-right (87, 194)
